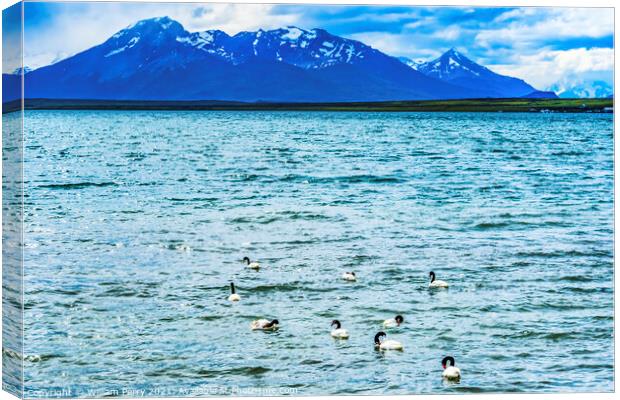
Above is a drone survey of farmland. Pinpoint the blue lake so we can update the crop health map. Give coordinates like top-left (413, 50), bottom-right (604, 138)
top-left (20, 111), bottom-right (613, 396)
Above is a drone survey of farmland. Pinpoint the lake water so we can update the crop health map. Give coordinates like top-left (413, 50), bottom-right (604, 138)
top-left (20, 111), bottom-right (613, 396)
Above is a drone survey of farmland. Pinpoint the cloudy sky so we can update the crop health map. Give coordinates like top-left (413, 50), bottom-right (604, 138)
top-left (10, 2), bottom-right (615, 92)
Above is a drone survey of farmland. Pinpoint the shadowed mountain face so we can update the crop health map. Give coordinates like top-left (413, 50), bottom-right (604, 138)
top-left (404, 48), bottom-right (538, 98)
top-left (2, 73), bottom-right (21, 102)
top-left (19, 17), bottom-right (542, 102)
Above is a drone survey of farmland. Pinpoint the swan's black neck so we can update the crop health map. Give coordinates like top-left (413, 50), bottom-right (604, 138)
top-left (374, 332), bottom-right (386, 345)
top-left (395, 315), bottom-right (404, 324)
top-left (243, 257), bottom-right (251, 265)
top-left (230, 282), bottom-right (236, 294)
top-left (332, 320), bottom-right (341, 329)
top-left (266, 319), bottom-right (279, 328)
top-left (442, 356), bottom-right (455, 368)
top-left (430, 271), bottom-right (436, 283)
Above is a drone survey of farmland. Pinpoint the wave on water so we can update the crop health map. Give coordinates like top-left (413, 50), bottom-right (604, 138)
top-left (515, 249), bottom-right (612, 258)
top-left (551, 151), bottom-right (586, 157)
top-left (229, 211), bottom-right (339, 225)
top-left (196, 366), bottom-right (272, 378)
top-left (231, 173), bottom-right (404, 184)
top-left (3, 349), bottom-right (63, 363)
top-left (250, 283), bottom-right (303, 293)
top-left (559, 275), bottom-right (595, 282)
top-left (472, 219), bottom-right (569, 230)
top-left (165, 197), bottom-right (219, 203)
top-left (300, 174), bottom-right (405, 184)
top-left (37, 182), bottom-right (118, 190)
top-left (95, 287), bottom-right (152, 298)
top-left (473, 221), bottom-right (513, 230)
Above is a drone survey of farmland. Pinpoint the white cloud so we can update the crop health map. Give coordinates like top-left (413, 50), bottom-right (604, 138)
top-left (492, 8), bottom-right (538, 23)
top-left (347, 31), bottom-right (441, 60)
top-left (347, 32), bottom-right (405, 55)
top-left (476, 8), bottom-right (613, 48)
top-left (181, 4), bottom-right (301, 33)
top-left (492, 47), bottom-right (613, 90)
top-left (403, 15), bottom-right (435, 30)
top-left (434, 25), bottom-right (461, 41)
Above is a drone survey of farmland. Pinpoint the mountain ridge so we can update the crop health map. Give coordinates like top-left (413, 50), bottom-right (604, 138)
top-left (12, 16), bottom-right (556, 102)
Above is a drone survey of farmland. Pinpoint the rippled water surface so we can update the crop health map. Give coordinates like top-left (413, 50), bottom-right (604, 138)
top-left (22, 111), bottom-right (613, 396)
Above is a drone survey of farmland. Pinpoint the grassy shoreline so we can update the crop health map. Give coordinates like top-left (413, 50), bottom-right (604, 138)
top-left (2, 97), bottom-right (614, 114)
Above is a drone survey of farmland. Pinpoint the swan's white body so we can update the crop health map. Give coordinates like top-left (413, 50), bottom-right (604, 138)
top-left (429, 280), bottom-right (449, 288)
top-left (331, 328), bottom-right (349, 339)
top-left (378, 339), bottom-right (403, 350)
top-left (228, 283), bottom-right (240, 301)
top-left (247, 262), bottom-right (260, 270)
top-left (251, 319), bottom-right (278, 331)
top-left (342, 272), bottom-right (357, 281)
top-left (383, 319), bottom-right (400, 328)
top-left (228, 293), bottom-right (241, 302)
top-left (442, 366), bottom-right (461, 380)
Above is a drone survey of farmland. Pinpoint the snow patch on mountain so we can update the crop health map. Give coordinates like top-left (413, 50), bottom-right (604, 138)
top-left (398, 57), bottom-right (424, 71)
top-left (105, 36), bottom-right (140, 57)
top-left (177, 31), bottom-right (216, 48)
top-left (122, 16), bottom-right (174, 33)
top-left (281, 27), bottom-right (304, 40)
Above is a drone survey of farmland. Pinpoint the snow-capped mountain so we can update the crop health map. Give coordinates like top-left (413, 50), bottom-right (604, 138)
top-left (417, 48), bottom-right (487, 79)
top-left (99, 19), bottom-right (414, 72)
top-left (18, 16), bottom-right (541, 102)
top-left (407, 48), bottom-right (540, 98)
top-left (397, 57), bottom-right (424, 71)
top-left (182, 25), bottom-right (387, 70)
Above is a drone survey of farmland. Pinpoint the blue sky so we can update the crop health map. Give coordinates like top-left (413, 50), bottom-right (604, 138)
top-left (9, 2), bottom-right (615, 93)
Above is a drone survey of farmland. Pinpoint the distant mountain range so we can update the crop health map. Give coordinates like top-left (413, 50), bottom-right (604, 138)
top-left (551, 80), bottom-right (614, 99)
top-left (4, 16), bottom-right (560, 103)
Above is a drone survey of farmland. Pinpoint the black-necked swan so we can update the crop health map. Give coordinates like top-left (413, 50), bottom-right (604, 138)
top-left (243, 256), bottom-right (260, 270)
top-left (429, 271), bottom-right (449, 288)
top-left (374, 331), bottom-right (403, 350)
top-left (441, 356), bottom-right (461, 380)
top-left (342, 272), bottom-right (357, 281)
top-left (383, 315), bottom-right (404, 328)
top-left (228, 282), bottom-right (241, 302)
top-left (330, 320), bottom-right (350, 339)
top-left (251, 319), bottom-right (279, 331)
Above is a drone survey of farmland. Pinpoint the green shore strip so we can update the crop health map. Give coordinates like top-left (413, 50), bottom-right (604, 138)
top-left (2, 97), bottom-right (614, 114)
